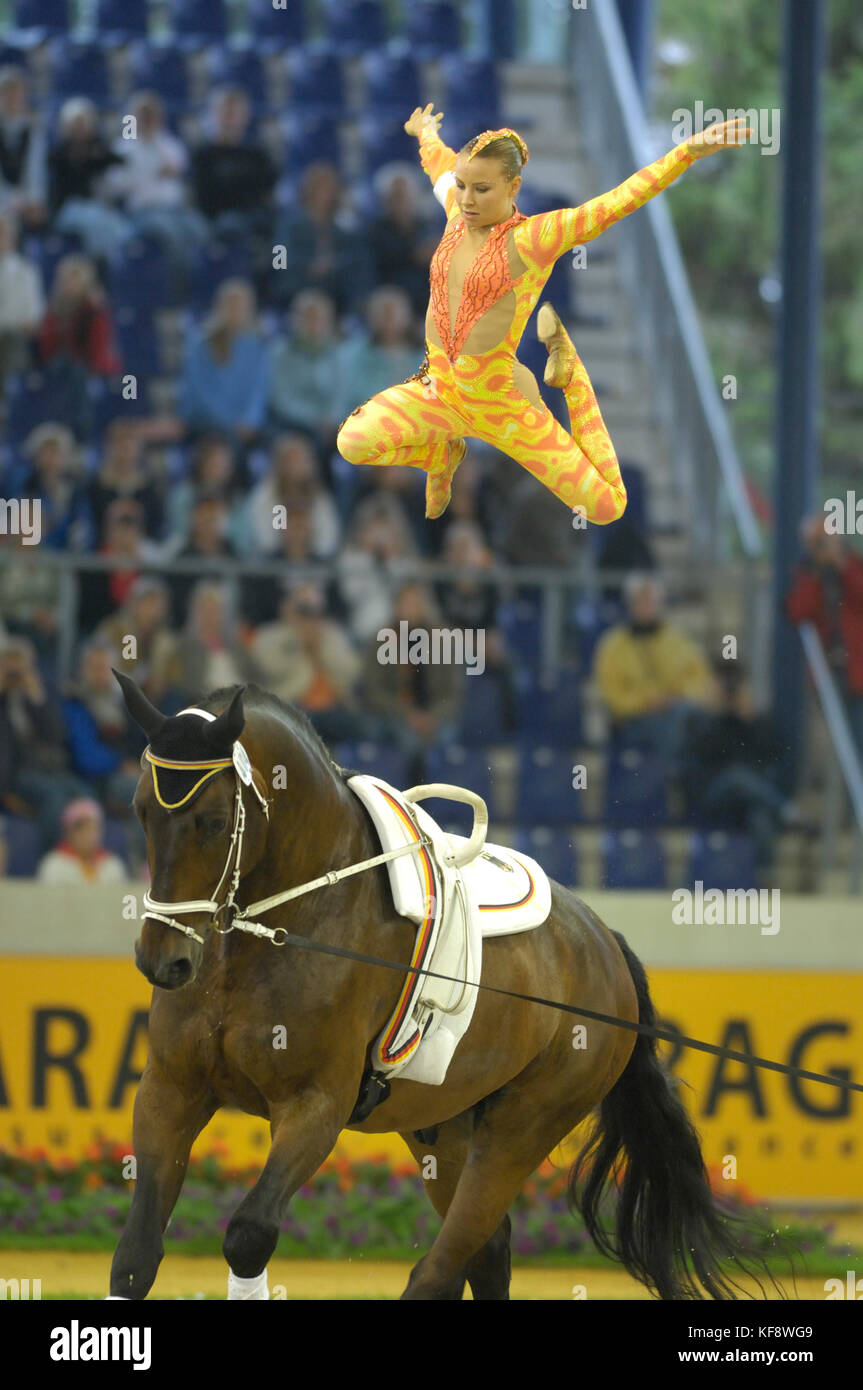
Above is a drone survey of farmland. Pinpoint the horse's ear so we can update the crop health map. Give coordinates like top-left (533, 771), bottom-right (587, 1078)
top-left (113, 668), bottom-right (167, 739)
top-left (208, 686), bottom-right (246, 747)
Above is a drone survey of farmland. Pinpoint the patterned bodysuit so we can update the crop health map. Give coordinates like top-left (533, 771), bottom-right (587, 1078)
top-left (337, 129), bottom-right (695, 523)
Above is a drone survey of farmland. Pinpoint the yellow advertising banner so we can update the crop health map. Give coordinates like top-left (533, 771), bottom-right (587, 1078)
top-left (0, 958), bottom-right (859, 1201)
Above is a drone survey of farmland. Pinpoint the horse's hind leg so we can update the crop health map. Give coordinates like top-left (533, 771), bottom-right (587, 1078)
top-left (400, 1119), bottom-right (512, 1301)
top-left (109, 1063), bottom-right (213, 1299)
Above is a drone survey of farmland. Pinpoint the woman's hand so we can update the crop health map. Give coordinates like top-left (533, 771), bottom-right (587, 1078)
top-left (404, 102), bottom-right (443, 140)
top-left (687, 117), bottom-right (753, 159)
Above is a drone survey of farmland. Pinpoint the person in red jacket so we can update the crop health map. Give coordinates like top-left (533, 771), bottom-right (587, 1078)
top-left (36, 253), bottom-right (121, 376)
top-left (785, 515), bottom-right (863, 755)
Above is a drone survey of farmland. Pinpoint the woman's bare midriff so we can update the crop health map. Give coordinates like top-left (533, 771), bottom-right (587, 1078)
top-left (423, 223), bottom-right (545, 411)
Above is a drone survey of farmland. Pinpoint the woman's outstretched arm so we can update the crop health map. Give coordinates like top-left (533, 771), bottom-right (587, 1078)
top-left (514, 117), bottom-right (752, 269)
top-left (405, 102), bottom-right (460, 221)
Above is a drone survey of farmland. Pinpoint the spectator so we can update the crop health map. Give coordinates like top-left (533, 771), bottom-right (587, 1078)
top-left (593, 573), bottom-right (712, 766)
top-left (243, 431), bottom-right (340, 557)
top-left (107, 90), bottom-right (206, 271)
top-left (172, 581), bottom-right (256, 698)
top-left (0, 208), bottom-right (43, 391)
top-left (503, 468), bottom-right (580, 568)
top-left (0, 636), bottom-right (91, 851)
top-left (86, 418), bottom-right (164, 544)
top-left (37, 797), bottom-right (126, 885)
top-left (0, 525), bottom-right (62, 656)
top-left (78, 498), bottom-right (162, 633)
top-left (437, 520), bottom-right (500, 631)
top-left (271, 160), bottom-right (372, 313)
top-left (62, 639), bottom-right (145, 812)
top-left (337, 285), bottom-right (422, 418)
top-left (35, 255), bottom-right (122, 440)
top-left (170, 434), bottom-right (248, 550)
top-left (164, 492), bottom-right (238, 628)
top-left (337, 494), bottom-right (420, 644)
top-left (683, 660), bottom-right (802, 878)
top-left (268, 289), bottom-right (344, 450)
top-left (190, 87), bottom-right (276, 248)
top-left (49, 98), bottom-right (128, 262)
top-left (96, 576), bottom-right (182, 707)
top-left (786, 517), bottom-right (863, 756)
top-left (16, 422), bottom-right (89, 550)
top-left (368, 165), bottom-right (438, 317)
top-left (0, 65), bottom-right (48, 227)
top-left (361, 581), bottom-right (464, 767)
top-left (179, 278), bottom-right (269, 445)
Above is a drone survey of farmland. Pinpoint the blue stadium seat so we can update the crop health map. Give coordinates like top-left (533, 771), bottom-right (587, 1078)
top-left (128, 41), bottom-right (191, 110)
top-left (423, 745), bottom-right (495, 831)
top-left (13, 0), bottom-right (69, 35)
top-left (0, 42), bottom-right (29, 68)
top-left (458, 673), bottom-right (508, 744)
top-left (282, 113), bottom-right (342, 177)
top-left (189, 240), bottom-right (253, 312)
top-left (324, 0), bottom-right (388, 54)
top-left (207, 44), bottom-right (270, 113)
top-left (6, 373), bottom-right (57, 445)
top-left (498, 594), bottom-right (542, 668)
top-left (25, 231), bottom-right (84, 292)
top-left (109, 234), bottom-right (180, 310)
top-left (439, 55), bottom-right (501, 126)
top-left (517, 673), bottom-right (582, 746)
top-left (89, 377), bottom-right (150, 435)
top-left (249, 0), bottom-right (308, 50)
top-left (50, 40), bottom-right (111, 103)
top-left (572, 592), bottom-right (623, 670)
top-left (3, 817), bottom-right (41, 877)
top-left (602, 829), bottom-right (667, 889)
top-left (113, 304), bottom-right (160, 379)
top-left (286, 44), bottom-right (345, 116)
top-left (604, 747), bottom-right (669, 827)
top-left (515, 743), bottom-right (581, 827)
top-left (361, 48), bottom-right (421, 117)
top-left (687, 831), bottom-right (758, 892)
top-left (513, 826), bottom-right (577, 887)
top-left (358, 114), bottom-right (417, 174)
top-left (168, 0), bottom-right (228, 44)
top-left (404, 1), bottom-right (462, 59)
top-left (333, 741), bottom-right (409, 789)
top-left (96, 0), bottom-right (150, 40)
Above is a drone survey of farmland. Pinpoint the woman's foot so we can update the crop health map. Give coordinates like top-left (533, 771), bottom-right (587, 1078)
top-left (537, 302), bottom-right (578, 388)
top-left (425, 438), bottom-right (466, 519)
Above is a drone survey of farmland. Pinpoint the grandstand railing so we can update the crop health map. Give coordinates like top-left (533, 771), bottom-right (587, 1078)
top-left (566, 1), bottom-right (763, 564)
top-left (798, 621), bottom-right (863, 894)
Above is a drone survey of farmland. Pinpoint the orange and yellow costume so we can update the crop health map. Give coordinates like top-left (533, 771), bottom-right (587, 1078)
top-left (337, 125), bottom-right (695, 522)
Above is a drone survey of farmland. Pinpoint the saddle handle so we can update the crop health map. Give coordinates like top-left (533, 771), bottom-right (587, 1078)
top-left (402, 783), bottom-right (489, 868)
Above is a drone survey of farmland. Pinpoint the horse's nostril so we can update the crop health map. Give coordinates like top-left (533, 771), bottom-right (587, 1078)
top-left (157, 958), bottom-right (193, 990)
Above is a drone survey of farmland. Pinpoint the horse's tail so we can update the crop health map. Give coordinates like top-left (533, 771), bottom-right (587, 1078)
top-left (567, 929), bottom-right (785, 1300)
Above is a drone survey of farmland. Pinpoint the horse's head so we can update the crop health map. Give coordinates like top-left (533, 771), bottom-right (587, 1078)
top-left (115, 672), bottom-right (271, 989)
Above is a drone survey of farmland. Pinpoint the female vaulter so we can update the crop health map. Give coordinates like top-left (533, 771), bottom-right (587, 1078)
top-left (336, 105), bottom-right (750, 522)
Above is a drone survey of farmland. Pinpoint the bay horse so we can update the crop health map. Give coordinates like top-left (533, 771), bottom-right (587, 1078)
top-left (109, 674), bottom-right (775, 1301)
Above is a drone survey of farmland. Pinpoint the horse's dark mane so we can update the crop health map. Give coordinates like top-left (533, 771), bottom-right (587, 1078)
top-left (201, 683), bottom-right (344, 775)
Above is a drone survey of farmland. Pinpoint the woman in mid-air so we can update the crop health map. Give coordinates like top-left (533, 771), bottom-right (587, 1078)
top-left (337, 104), bottom-right (750, 522)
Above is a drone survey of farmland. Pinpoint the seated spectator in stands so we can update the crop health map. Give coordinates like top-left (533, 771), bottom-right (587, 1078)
top-left (108, 90), bottom-right (206, 271)
top-left (0, 65), bottom-right (48, 228)
top-left (437, 520), bottom-right (500, 631)
top-left (250, 580), bottom-right (379, 743)
top-left (337, 494), bottom-right (420, 644)
top-left (170, 433), bottom-right (248, 551)
top-left (35, 255), bottom-right (122, 440)
top-left (179, 278), bottom-right (269, 446)
top-left (16, 422), bottom-right (89, 550)
top-left (86, 418), bottom-right (164, 545)
top-left (271, 160), bottom-right (372, 314)
top-left (0, 636), bottom-right (91, 851)
top-left (242, 431), bottom-right (341, 557)
top-left (503, 469), bottom-right (580, 569)
top-left (268, 290), bottom-right (344, 452)
top-left (78, 498), bottom-right (162, 633)
top-left (786, 515), bottom-right (863, 757)
top-left (337, 286), bottom-right (421, 419)
top-left (683, 659), bottom-right (801, 878)
top-left (96, 576), bottom-right (182, 709)
top-left (190, 86), bottom-right (276, 251)
top-left (164, 491), bottom-right (238, 628)
top-left (0, 208), bottom-right (43, 392)
top-left (593, 573), bottom-right (712, 766)
top-left (0, 524), bottom-right (62, 657)
top-left (37, 796), bottom-right (126, 885)
top-left (362, 581), bottom-right (464, 769)
top-left (49, 98), bottom-right (128, 262)
top-left (62, 639), bottom-right (145, 813)
top-left (172, 581), bottom-right (255, 699)
top-left (368, 165), bottom-right (438, 318)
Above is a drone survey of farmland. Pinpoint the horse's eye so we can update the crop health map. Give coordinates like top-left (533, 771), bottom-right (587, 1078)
top-left (195, 814), bottom-right (227, 838)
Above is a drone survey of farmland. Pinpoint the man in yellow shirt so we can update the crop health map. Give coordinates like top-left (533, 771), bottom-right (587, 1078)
top-left (593, 574), bottom-right (712, 766)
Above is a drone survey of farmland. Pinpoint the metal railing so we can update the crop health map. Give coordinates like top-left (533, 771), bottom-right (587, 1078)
top-left (798, 621), bottom-right (863, 893)
top-left (565, 1), bottom-right (763, 563)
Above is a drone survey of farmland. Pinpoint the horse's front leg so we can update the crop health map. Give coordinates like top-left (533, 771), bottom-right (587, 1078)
top-left (109, 1063), bottom-right (214, 1300)
top-left (223, 1085), bottom-right (346, 1299)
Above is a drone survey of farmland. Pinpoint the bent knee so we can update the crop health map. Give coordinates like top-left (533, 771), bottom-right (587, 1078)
top-left (336, 417), bottom-right (373, 467)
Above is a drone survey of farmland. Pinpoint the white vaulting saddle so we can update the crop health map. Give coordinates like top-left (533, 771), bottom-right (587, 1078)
top-left (347, 775), bottom-right (552, 1088)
